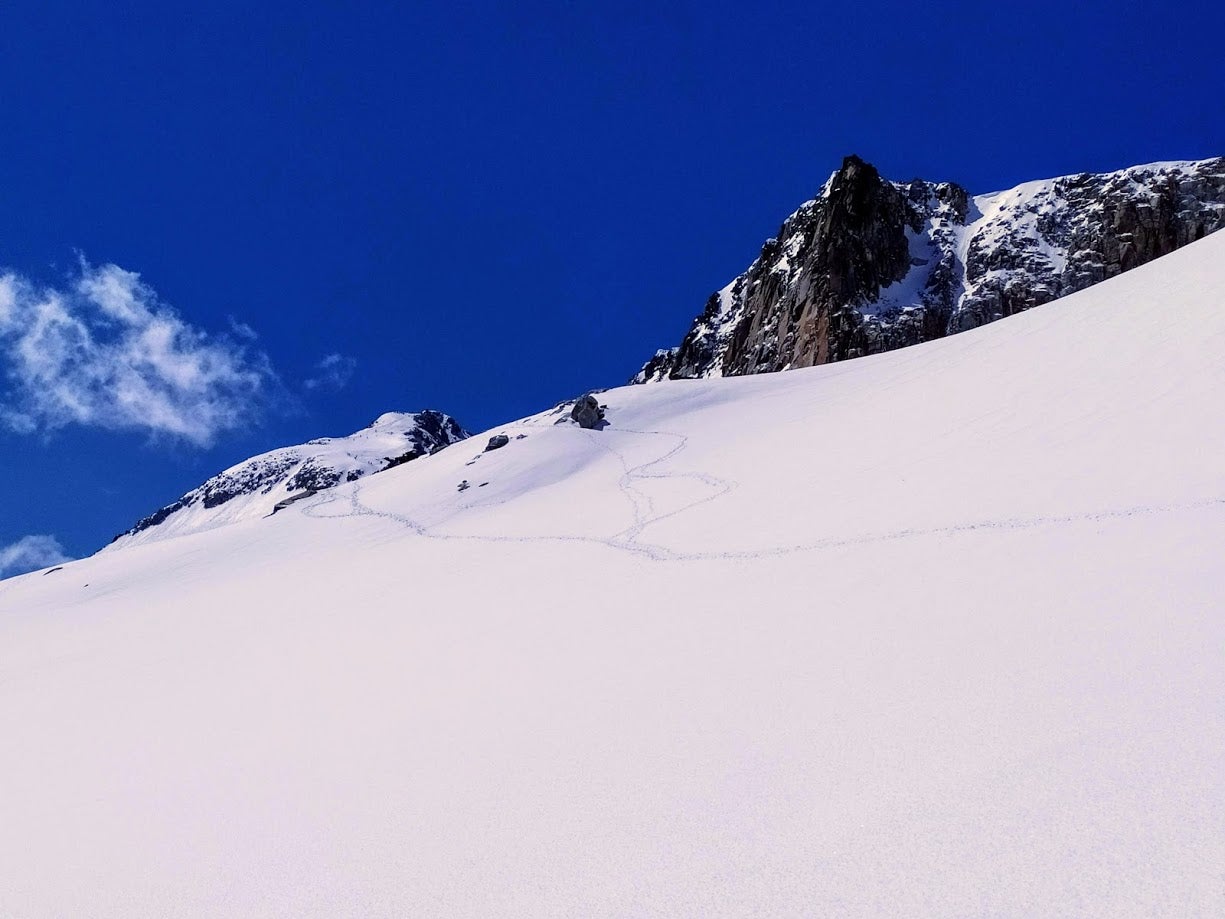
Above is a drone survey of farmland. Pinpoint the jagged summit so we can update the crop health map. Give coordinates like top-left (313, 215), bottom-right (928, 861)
top-left (636, 155), bottom-right (1225, 381)
top-left (109, 409), bottom-right (468, 549)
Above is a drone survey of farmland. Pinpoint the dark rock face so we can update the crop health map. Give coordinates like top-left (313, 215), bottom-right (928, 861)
top-left (199, 454), bottom-right (299, 509)
top-left (950, 162), bottom-right (1225, 332)
top-left (485, 434), bottom-right (510, 451)
top-left (636, 348), bottom-right (679, 384)
top-left (406, 410), bottom-right (469, 454)
top-left (571, 394), bottom-right (605, 429)
top-left (636, 155), bottom-right (1225, 382)
top-left (284, 458), bottom-right (353, 494)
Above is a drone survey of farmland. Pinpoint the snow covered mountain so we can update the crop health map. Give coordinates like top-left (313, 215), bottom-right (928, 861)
top-left (109, 409), bottom-right (468, 549)
top-left (637, 155), bottom-right (1225, 381)
top-left (2, 229), bottom-right (1223, 916)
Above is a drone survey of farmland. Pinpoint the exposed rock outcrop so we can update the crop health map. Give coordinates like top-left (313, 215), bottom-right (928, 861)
top-left (571, 394), bottom-right (605, 429)
top-left (637, 155), bottom-right (1225, 381)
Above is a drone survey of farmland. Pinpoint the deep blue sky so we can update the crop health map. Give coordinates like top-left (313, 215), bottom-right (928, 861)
top-left (1, 0), bottom-right (1222, 563)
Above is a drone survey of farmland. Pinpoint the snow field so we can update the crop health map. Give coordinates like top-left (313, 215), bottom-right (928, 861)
top-left (2, 231), bottom-right (1224, 916)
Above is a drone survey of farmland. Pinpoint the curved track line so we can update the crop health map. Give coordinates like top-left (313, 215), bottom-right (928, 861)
top-left (302, 429), bottom-right (1225, 564)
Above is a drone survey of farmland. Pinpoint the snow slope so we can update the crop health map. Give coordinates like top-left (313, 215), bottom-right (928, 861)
top-left (109, 410), bottom-right (468, 550)
top-left (2, 232), bottom-right (1224, 916)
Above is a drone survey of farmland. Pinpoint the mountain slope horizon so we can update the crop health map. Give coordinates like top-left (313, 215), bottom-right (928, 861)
top-left (107, 410), bottom-right (469, 551)
top-left (2, 226), bottom-right (1223, 916)
top-left (99, 153), bottom-right (1225, 558)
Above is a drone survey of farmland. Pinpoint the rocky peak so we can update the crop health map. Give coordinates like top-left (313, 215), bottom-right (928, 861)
top-left (636, 155), bottom-right (1225, 382)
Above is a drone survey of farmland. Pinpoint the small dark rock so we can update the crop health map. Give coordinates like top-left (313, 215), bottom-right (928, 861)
top-left (485, 434), bottom-right (510, 451)
top-left (457, 480), bottom-right (470, 492)
top-left (382, 450), bottom-right (420, 471)
top-left (268, 490), bottom-right (316, 517)
top-left (571, 394), bottom-right (606, 429)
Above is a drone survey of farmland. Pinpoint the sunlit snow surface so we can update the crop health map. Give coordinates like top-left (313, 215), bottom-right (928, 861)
top-left (3, 233), bottom-right (1224, 916)
top-left (108, 410), bottom-right (467, 549)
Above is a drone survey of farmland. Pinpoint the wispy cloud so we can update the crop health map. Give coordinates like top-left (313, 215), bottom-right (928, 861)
top-left (0, 262), bottom-right (280, 447)
top-left (227, 316), bottom-right (259, 341)
top-left (0, 534), bottom-right (70, 580)
top-left (304, 352), bottom-right (357, 392)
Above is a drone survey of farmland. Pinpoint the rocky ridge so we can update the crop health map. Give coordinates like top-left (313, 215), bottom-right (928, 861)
top-left (637, 155), bottom-right (1225, 381)
top-left (110, 410), bottom-right (468, 549)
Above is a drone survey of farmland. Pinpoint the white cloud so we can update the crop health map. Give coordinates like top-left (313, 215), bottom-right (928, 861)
top-left (228, 316), bottom-right (259, 341)
top-left (0, 275), bottom-right (16, 326)
top-left (0, 262), bottom-right (280, 447)
top-left (0, 534), bottom-right (71, 580)
top-left (304, 352), bottom-right (357, 392)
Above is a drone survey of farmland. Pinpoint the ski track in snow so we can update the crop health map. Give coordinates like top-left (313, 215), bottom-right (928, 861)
top-left (300, 425), bottom-right (737, 562)
top-left (585, 427), bottom-right (738, 548)
top-left (301, 424), bottom-right (1225, 563)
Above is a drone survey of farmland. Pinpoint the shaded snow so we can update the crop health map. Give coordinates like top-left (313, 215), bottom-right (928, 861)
top-left (862, 225), bottom-right (934, 316)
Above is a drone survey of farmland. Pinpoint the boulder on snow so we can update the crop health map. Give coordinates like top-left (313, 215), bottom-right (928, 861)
top-left (485, 434), bottom-right (510, 452)
top-left (570, 394), bottom-right (605, 429)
